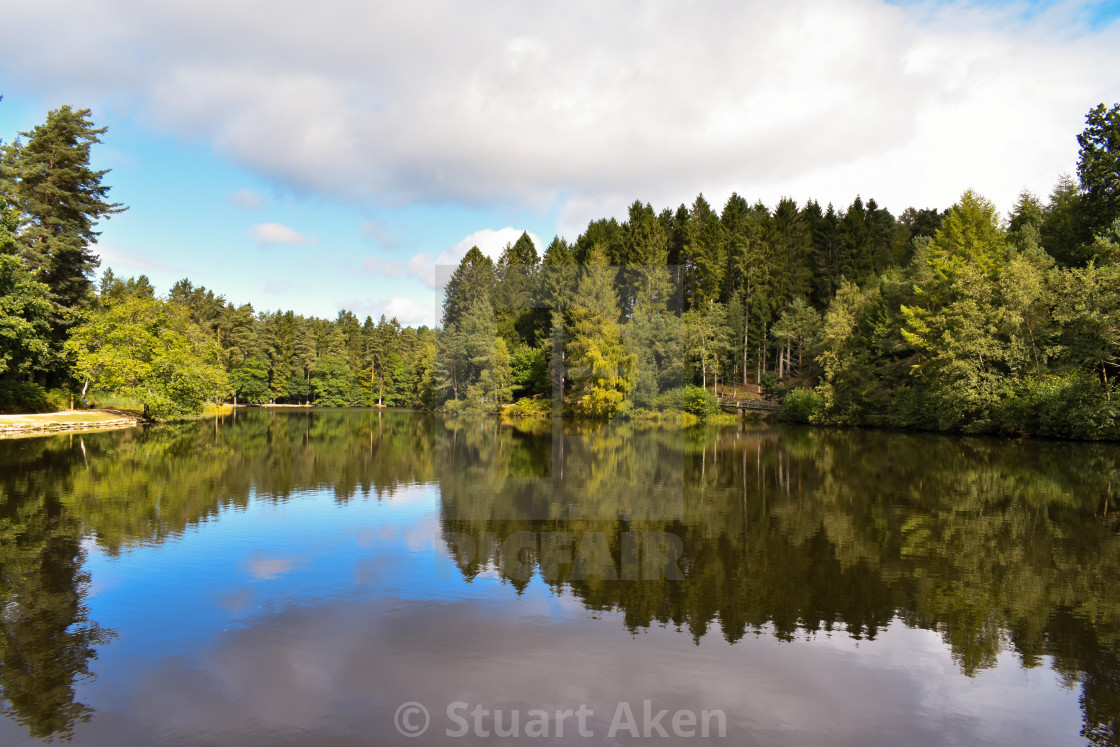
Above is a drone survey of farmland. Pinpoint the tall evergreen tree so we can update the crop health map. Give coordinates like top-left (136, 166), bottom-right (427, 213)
top-left (682, 193), bottom-right (725, 309)
top-left (4, 107), bottom-right (125, 313)
top-left (442, 246), bottom-right (495, 329)
top-left (1077, 102), bottom-right (1120, 239)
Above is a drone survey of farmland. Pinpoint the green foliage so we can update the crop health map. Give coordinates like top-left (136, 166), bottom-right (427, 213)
top-left (924, 190), bottom-right (1006, 288)
top-left (4, 99), bottom-right (1120, 442)
top-left (780, 388), bottom-right (821, 423)
top-left (0, 255), bottom-right (53, 378)
top-left (311, 352), bottom-right (355, 406)
top-left (1078, 102), bottom-right (1120, 238)
top-left (813, 280), bottom-right (883, 424)
top-left (230, 355), bottom-right (271, 404)
top-left (1041, 174), bottom-right (1088, 266)
top-left (503, 396), bottom-right (552, 418)
top-left (681, 385), bottom-right (719, 416)
top-left (65, 294), bottom-right (227, 420)
top-left (565, 252), bottom-right (636, 418)
top-left (510, 342), bottom-right (549, 395)
top-left (1000, 373), bottom-right (1120, 440)
top-left (0, 379), bottom-right (50, 414)
top-left (441, 246), bottom-right (495, 329)
top-left (3, 106), bottom-right (125, 312)
top-left (652, 387), bottom-right (686, 412)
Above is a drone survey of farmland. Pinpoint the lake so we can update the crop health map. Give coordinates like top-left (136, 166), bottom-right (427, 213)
top-left (0, 409), bottom-right (1117, 745)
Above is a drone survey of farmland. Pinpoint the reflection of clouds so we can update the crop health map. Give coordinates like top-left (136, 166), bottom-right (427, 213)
top-left (74, 602), bottom-right (1080, 747)
top-left (351, 524), bottom-right (399, 548)
top-left (354, 527), bottom-right (380, 547)
top-left (216, 588), bottom-right (256, 616)
top-left (382, 484), bottom-right (439, 507)
top-left (401, 514), bottom-right (440, 555)
top-left (353, 556), bottom-right (394, 586)
top-left (245, 552), bottom-right (303, 580)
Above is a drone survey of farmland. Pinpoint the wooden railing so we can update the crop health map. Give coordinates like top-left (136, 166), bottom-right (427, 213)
top-left (717, 396), bottom-right (780, 412)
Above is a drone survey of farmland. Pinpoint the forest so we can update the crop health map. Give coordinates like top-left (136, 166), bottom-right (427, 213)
top-left (1, 99), bottom-right (1119, 437)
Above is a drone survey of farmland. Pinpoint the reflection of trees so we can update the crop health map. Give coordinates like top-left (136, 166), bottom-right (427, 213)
top-left (0, 443), bottom-right (112, 741)
top-left (0, 408), bottom-right (437, 740)
top-left (19, 409), bottom-right (437, 555)
top-left (3, 411), bottom-right (1120, 741)
top-left (437, 424), bottom-right (1120, 744)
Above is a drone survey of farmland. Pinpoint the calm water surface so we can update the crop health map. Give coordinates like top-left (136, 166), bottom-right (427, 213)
top-left (1, 409), bottom-right (1118, 745)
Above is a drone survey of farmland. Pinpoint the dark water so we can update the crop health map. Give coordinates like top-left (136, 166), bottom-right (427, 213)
top-left (1, 409), bottom-right (1118, 745)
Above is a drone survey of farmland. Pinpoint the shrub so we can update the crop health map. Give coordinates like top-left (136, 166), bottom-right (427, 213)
top-left (0, 380), bottom-right (49, 413)
top-left (780, 388), bottom-right (821, 424)
top-left (999, 373), bottom-right (1120, 440)
top-left (505, 397), bottom-right (552, 418)
top-left (653, 387), bottom-right (685, 412)
top-left (681, 385), bottom-right (720, 416)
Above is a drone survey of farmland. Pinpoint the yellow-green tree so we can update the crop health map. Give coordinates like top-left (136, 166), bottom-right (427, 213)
top-left (66, 294), bottom-right (227, 419)
top-left (566, 250), bottom-right (636, 417)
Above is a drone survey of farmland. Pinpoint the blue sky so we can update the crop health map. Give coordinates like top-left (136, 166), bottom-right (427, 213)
top-left (1, 0), bottom-right (1119, 326)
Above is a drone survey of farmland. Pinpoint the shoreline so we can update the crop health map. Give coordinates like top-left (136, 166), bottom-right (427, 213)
top-left (0, 409), bottom-right (146, 438)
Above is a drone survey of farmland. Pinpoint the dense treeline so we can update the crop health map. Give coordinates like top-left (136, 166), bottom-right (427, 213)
top-left (2, 99), bottom-right (1119, 433)
top-left (436, 102), bottom-right (1120, 439)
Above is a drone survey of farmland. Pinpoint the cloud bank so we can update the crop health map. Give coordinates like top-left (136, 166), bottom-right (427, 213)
top-left (3, 1), bottom-right (1119, 231)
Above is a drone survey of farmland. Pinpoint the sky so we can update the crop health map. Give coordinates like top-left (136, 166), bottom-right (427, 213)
top-left (1, 0), bottom-right (1119, 327)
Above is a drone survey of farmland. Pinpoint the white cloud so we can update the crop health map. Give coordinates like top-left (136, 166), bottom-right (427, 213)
top-left (360, 220), bottom-right (400, 249)
top-left (3, 1), bottom-right (1119, 222)
top-left (434, 227), bottom-right (542, 267)
top-left (359, 227), bottom-right (540, 292)
top-left (252, 222), bottom-right (314, 246)
top-left (340, 296), bottom-right (436, 327)
top-left (97, 241), bottom-right (187, 274)
top-left (230, 188), bottom-right (262, 209)
top-left (358, 253), bottom-right (435, 288)
top-left (381, 297), bottom-right (434, 326)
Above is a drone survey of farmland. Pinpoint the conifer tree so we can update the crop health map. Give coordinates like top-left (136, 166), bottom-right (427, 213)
top-left (1077, 102), bottom-right (1120, 238)
top-left (442, 246), bottom-right (495, 329)
top-left (4, 107), bottom-right (125, 312)
top-left (565, 248), bottom-right (635, 417)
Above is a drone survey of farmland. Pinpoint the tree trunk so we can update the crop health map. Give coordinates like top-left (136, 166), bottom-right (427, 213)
top-left (762, 327), bottom-right (768, 375)
top-left (742, 294), bottom-right (749, 386)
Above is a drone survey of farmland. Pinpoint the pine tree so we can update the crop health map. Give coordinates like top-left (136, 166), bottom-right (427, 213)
top-left (682, 193), bottom-right (725, 309)
top-left (493, 232), bottom-right (539, 344)
top-left (5, 107), bottom-right (125, 312)
top-left (442, 246), bottom-right (495, 328)
top-left (1077, 102), bottom-right (1120, 238)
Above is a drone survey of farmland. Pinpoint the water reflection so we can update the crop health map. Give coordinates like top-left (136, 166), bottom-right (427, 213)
top-left (0, 439), bottom-right (113, 740)
top-left (0, 410), bottom-right (1117, 744)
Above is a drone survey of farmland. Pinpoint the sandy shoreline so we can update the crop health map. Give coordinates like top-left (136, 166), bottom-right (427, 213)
top-left (0, 409), bottom-right (146, 438)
